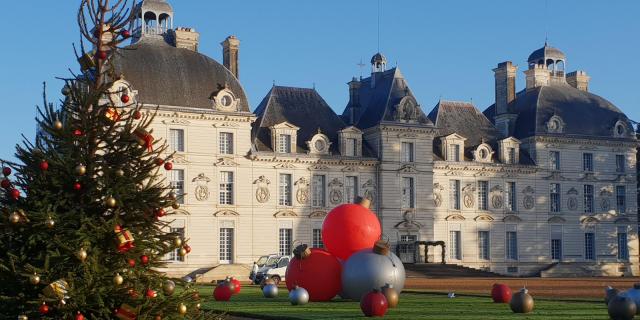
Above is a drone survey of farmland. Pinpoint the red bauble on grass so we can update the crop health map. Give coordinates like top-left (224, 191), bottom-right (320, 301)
top-left (2, 167), bottom-right (11, 176)
top-left (40, 161), bottom-right (49, 171)
top-left (164, 162), bottom-right (173, 171)
top-left (141, 255), bottom-right (149, 265)
top-left (1, 179), bottom-right (10, 189)
top-left (39, 303), bottom-right (50, 315)
top-left (322, 201), bottom-right (381, 260)
top-left (214, 283), bottom-right (233, 301)
top-left (285, 248), bottom-right (342, 302)
top-left (360, 289), bottom-right (388, 317)
top-left (121, 94), bottom-right (130, 104)
top-left (10, 188), bottom-right (20, 201)
top-left (230, 277), bottom-right (241, 294)
top-left (491, 283), bottom-right (512, 303)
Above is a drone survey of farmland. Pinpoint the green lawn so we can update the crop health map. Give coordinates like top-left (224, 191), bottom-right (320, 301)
top-left (198, 286), bottom-right (611, 320)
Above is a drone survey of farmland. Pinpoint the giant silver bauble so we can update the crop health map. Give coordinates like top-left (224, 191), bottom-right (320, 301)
top-left (620, 284), bottom-right (640, 314)
top-left (341, 249), bottom-right (405, 300)
top-left (263, 284), bottom-right (279, 298)
top-left (608, 295), bottom-right (637, 320)
top-left (289, 286), bottom-right (309, 305)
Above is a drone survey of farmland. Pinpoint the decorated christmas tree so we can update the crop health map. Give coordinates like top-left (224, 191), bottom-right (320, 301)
top-left (0, 0), bottom-right (209, 318)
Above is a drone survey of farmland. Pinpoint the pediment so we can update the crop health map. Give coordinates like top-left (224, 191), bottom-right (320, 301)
top-left (192, 173), bottom-right (211, 183)
top-left (213, 209), bottom-right (239, 217)
top-left (308, 163), bottom-right (330, 171)
top-left (503, 215), bottom-right (522, 223)
top-left (474, 214), bottom-right (494, 222)
top-left (341, 165), bottom-right (358, 172)
top-left (394, 220), bottom-right (422, 231)
top-left (543, 171), bottom-right (569, 181)
top-left (274, 163), bottom-right (296, 169)
top-left (579, 172), bottom-right (598, 182)
top-left (340, 126), bottom-right (362, 134)
top-left (580, 216), bottom-right (600, 224)
top-left (270, 121), bottom-right (300, 130)
top-left (173, 154), bottom-right (189, 164)
top-left (162, 119), bottom-right (191, 125)
top-left (398, 164), bottom-right (418, 173)
top-left (309, 211), bottom-right (327, 218)
top-left (445, 214), bottom-right (466, 221)
top-left (214, 157), bottom-right (238, 167)
top-left (547, 216), bottom-right (566, 224)
top-left (566, 187), bottom-right (579, 195)
top-left (500, 136), bottom-right (521, 144)
top-left (212, 122), bottom-right (239, 128)
top-left (274, 210), bottom-right (298, 218)
top-left (441, 133), bottom-right (467, 141)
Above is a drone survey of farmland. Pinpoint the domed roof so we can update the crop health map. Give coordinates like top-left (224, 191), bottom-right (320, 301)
top-left (527, 43), bottom-right (566, 63)
top-left (112, 38), bottom-right (250, 112)
top-left (371, 52), bottom-right (387, 64)
top-left (138, 0), bottom-right (173, 13)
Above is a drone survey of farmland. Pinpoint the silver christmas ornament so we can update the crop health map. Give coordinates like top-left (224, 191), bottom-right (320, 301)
top-left (510, 288), bottom-right (534, 313)
top-left (341, 248), bottom-right (406, 300)
top-left (606, 286), bottom-right (620, 305)
top-left (289, 286), bottom-right (309, 305)
top-left (163, 280), bottom-right (176, 295)
top-left (621, 283), bottom-right (640, 314)
top-left (608, 295), bottom-right (637, 320)
top-left (263, 283), bottom-right (279, 298)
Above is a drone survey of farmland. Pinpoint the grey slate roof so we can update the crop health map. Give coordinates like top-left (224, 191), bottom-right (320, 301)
top-left (342, 68), bottom-right (433, 129)
top-left (483, 84), bottom-right (634, 140)
top-left (528, 44), bottom-right (566, 63)
top-left (112, 38), bottom-right (250, 112)
top-left (252, 86), bottom-right (349, 154)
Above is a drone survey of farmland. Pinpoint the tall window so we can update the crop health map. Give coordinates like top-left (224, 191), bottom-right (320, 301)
top-left (402, 177), bottom-right (415, 208)
top-left (219, 171), bottom-right (234, 205)
top-left (583, 153), bottom-right (593, 172)
top-left (583, 185), bottom-right (594, 213)
top-left (345, 176), bottom-right (358, 203)
top-left (449, 180), bottom-right (460, 210)
top-left (506, 231), bottom-right (518, 260)
top-left (311, 175), bottom-right (326, 207)
top-left (279, 174), bottom-right (292, 206)
top-left (279, 228), bottom-right (293, 256)
top-left (551, 239), bottom-right (562, 261)
top-left (617, 226), bottom-right (629, 261)
top-left (549, 151), bottom-right (560, 170)
top-left (170, 169), bottom-right (185, 204)
top-left (550, 183), bottom-right (561, 213)
top-left (616, 186), bottom-right (626, 214)
top-left (169, 129), bottom-right (184, 152)
top-left (449, 231), bottom-right (461, 260)
top-left (505, 182), bottom-right (517, 212)
top-left (401, 142), bottom-right (415, 162)
top-left (477, 181), bottom-right (488, 210)
top-left (448, 144), bottom-right (460, 162)
top-left (478, 231), bottom-right (490, 260)
top-left (219, 132), bottom-right (233, 155)
top-left (278, 134), bottom-right (292, 153)
top-left (584, 233), bottom-right (595, 261)
top-left (345, 138), bottom-right (357, 156)
top-left (312, 229), bottom-right (323, 248)
top-left (616, 154), bottom-right (626, 173)
top-left (219, 228), bottom-right (234, 263)
top-left (168, 227), bottom-right (185, 262)
top-left (507, 147), bottom-right (516, 164)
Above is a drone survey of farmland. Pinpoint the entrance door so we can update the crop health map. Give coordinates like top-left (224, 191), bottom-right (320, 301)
top-left (398, 235), bottom-right (418, 263)
top-left (219, 228), bottom-right (234, 264)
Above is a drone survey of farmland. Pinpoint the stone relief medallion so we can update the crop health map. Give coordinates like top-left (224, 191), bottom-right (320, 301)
top-left (492, 195), bottom-right (503, 209)
top-left (462, 184), bottom-right (475, 209)
top-left (567, 197), bottom-right (578, 211)
top-left (600, 198), bottom-right (610, 211)
top-left (295, 177), bottom-right (309, 204)
top-left (253, 175), bottom-right (271, 203)
top-left (523, 196), bottom-right (534, 210)
top-left (329, 178), bottom-right (344, 205)
top-left (192, 173), bottom-right (211, 201)
top-left (433, 183), bottom-right (444, 207)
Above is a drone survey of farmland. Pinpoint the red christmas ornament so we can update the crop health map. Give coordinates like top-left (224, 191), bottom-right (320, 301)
top-left (155, 158), bottom-right (165, 166)
top-left (10, 188), bottom-right (20, 201)
top-left (229, 277), bottom-right (241, 294)
top-left (491, 283), bottom-right (512, 303)
top-left (155, 208), bottom-right (166, 218)
top-left (128, 288), bottom-right (138, 298)
top-left (141, 255), bottom-right (149, 265)
top-left (133, 110), bottom-right (142, 120)
top-left (73, 182), bottom-right (82, 191)
top-left (128, 258), bottom-right (136, 267)
top-left (285, 248), bottom-right (342, 302)
top-left (121, 94), bottom-right (130, 104)
top-left (121, 29), bottom-right (131, 38)
top-left (39, 161), bottom-right (49, 171)
top-left (213, 283), bottom-right (233, 301)
top-left (360, 289), bottom-right (388, 317)
top-left (1, 179), bottom-right (10, 189)
top-left (97, 50), bottom-right (107, 60)
top-left (75, 312), bottom-right (85, 320)
top-left (73, 129), bottom-right (83, 136)
top-left (322, 202), bottom-right (381, 260)
top-left (2, 167), bottom-right (11, 176)
top-left (39, 303), bottom-right (50, 315)
top-left (146, 289), bottom-right (157, 299)
top-left (163, 162), bottom-right (173, 171)
top-left (184, 244), bottom-right (192, 254)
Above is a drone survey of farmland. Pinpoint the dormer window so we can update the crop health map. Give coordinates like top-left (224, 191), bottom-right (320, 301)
top-left (212, 88), bottom-right (239, 112)
top-left (614, 120), bottom-right (628, 138)
top-left (474, 144), bottom-right (494, 163)
top-left (499, 137), bottom-right (520, 164)
top-left (307, 132), bottom-right (332, 155)
top-left (546, 115), bottom-right (565, 134)
top-left (338, 126), bottom-right (363, 157)
top-left (270, 122), bottom-right (299, 155)
top-left (448, 144), bottom-right (460, 162)
top-left (345, 138), bottom-right (357, 156)
top-left (278, 134), bottom-right (291, 153)
top-left (440, 133), bottom-right (466, 162)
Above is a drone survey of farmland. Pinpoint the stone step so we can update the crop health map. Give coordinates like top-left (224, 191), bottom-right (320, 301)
top-left (197, 264), bottom-right (252, 283)
top-left (405, 264), bottom-right (503, 278)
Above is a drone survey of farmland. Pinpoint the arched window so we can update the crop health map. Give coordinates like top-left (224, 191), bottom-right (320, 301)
top-left (546, 59), bottom-right (555, 71)
top-left (159, 13), bottom-right (172, 33)
top-left (555, 60), bottom-right (565, 76)
top-left (143, 11), bottom-right (157, 34)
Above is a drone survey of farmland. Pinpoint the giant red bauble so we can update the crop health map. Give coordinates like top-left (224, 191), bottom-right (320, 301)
top-left (230, 277), bottom-right (241, 294)
top-left (491, 283), bottom-right (512, 303)
top-left (322, 203), bottom-right (381, 260)
top-left (213, 283), bottom-right (233, 301)
top-left (360, 290), bottom-right (388, 317)
top-left (285, 248), bottom-right (342, 301)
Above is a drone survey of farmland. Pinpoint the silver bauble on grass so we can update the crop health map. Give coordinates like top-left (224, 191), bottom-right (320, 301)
top-left (621, 283), bottom-right (640, 314)
top-left (263, 283), bottom-right (279, 298)
top-left (509, 288), bottom-right (534, 313)
top-left (289, 286), bottom-right (309, 305)
top-left (608, 295), bottom-right (637, 320)
top-left (341, 248), bottom-right (406, 300)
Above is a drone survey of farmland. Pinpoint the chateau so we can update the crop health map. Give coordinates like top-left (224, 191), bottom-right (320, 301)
top-left (112, 0), bottom-right (638, 278)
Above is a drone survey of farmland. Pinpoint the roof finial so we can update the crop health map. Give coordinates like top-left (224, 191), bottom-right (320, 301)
top-left (357, 58), bottom-right (366, 78)
top-left (272, 80), bottom-right (276, 87)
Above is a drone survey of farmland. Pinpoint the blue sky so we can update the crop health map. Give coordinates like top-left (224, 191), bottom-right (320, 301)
top-left (0, 1), bottom-right (638, 161)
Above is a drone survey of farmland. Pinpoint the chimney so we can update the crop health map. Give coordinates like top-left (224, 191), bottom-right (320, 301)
top-left (222, 35), bottom-right (240, 79)
top-left (493, 61), bottom-right (518, 115)
top-left (524, 64), bottom-right (550, 91)
top-left (347, 77), bottom-right (362, 124)
top-left (168, 27), bottom-right (200, 52)
top-left (566, 71), bottom-right (590, 92)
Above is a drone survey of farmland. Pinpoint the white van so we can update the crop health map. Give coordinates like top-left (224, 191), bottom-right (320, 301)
top-left (253, 255), bottom-right (291, 285)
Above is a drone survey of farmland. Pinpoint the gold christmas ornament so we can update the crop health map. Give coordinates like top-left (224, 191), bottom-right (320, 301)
top-left (195, 303), bottom-right (201, 310)
top-left (179, 248), bottom-right (187, 257)
top-left (105, 197), bottom-right (117, 208)
top-left (168, 192), bottom-right (177, 201)
top-left (173, 237), bottom-right (183, 248)
top-left (53, 120), bottom-right (63, 130)
top-left (75, 164), bottom-right (87, 176)
top-left (76, 248), bottom-right (88, 261)
top-left (9, 211), bottom-right (21, 224)
top-left (172, 202), bottom-right (180, 210)
top-left (45, 217), bottom-right (55, 228)
top-left (113, 273), bottom-right (124, 286)
top-left (29, 273), bottom-right (41, 285)
top-left (115, 169), bottom-right (125, 177)
top-left (177, 303), bottom-right (187, 315)
top-left (18, 315), bottom-right (28, 320)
